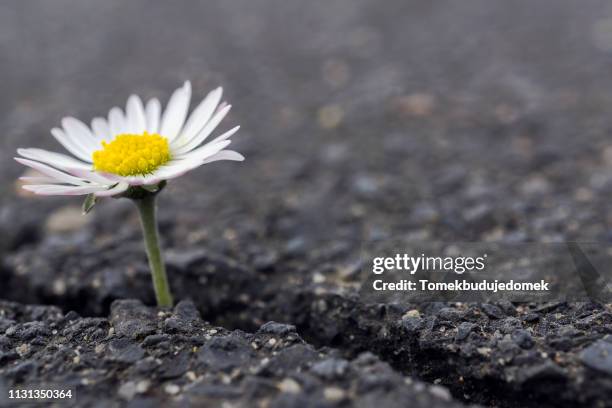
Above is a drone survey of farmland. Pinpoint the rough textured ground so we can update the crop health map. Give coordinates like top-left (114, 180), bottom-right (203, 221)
top-left (3, 0), bottom-right (612, 407)
top-left (0, 299), bottom-right (467, 408)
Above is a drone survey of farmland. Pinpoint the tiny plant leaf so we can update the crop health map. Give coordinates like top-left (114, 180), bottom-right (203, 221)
top-left (82, 193), bottom-right (97, 214)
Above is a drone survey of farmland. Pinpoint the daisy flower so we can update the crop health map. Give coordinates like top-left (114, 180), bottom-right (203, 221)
top-left (15, 81), bottom-right (244, 307)
top-left (16, 81), bottom-right (243, 197)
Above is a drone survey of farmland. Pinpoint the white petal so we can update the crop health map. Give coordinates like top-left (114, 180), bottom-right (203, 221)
top-left (19, 176), bottom-right (61, 183)
top-left (147, 162), bottom-right (195, 181)
top-left (108, 107), bottom-right (126, 137)
top-left (201, 150), bottom-right (245, 164)
top-left (94, 182), bottom-right (129, 197)
top-left (61, 117), bottom-right (99, 155)
top-left (160, 81), bottom-right (192, 142)
top-left (151, 149), bottom-right (244, 182)
top-left (207, 125), bottom-right (240, 145)
top-left (15, 158), bottom-right (87, 185)
top-left (51, 127), bottom-right (92, 162)
top-left (23, 184), bottom-right (108, 196)
top-left (174, 87), bottom-right (222, 147)
top-left (153, 151), bottom-right (244, 183)
top-left (173, 104), bottom-right (232, 155)
top-left (17, 148), bottom-right (91, 171)
top-left (97, 173), bottom-right (149, 186)
top-left (66, 168), bottom-right (116, 185)
top-left (145, 98), bottom-right (161, 133)
top-left (91, 117), bottom-right (111, 143)
top-left (126, 95), bottom-right (146, 134)
top-left (173, 140), bottom-right (232, 167)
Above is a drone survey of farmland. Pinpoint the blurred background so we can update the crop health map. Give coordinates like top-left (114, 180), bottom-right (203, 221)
top-left (3, 0), bottom-right (612, 261)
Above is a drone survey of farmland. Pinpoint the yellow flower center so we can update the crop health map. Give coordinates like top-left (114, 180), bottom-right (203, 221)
top-left (92, 132), bottom-right (171, 176)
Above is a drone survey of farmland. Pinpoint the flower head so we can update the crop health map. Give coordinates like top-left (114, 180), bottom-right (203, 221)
top-left (16, 81), bottom-right (243, 197)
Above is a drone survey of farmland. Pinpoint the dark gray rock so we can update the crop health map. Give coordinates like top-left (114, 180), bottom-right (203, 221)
top-left (258, 321), bottom-right (297, 336)
top-left (481, 304), bottom-right (504, 319)
top-left (437, 308), bottom-right (464, 322)
top-left (159, 350), bottom-right (191, 379)
top-left (512, 329), bottom-right (534, 349)
top-left (107, 338), bottom-right (146, 364)
top-left (142, 334), bottom-right (170, 347)
top-left (455, 322), bottom-right (476, 341)
top-left (401, 317), bottom-right (423, 333)
top-left (0, 319), bottom-right (15, 334)
top-left (110, 300), bottom-right (157, 340)
top-left (173, 300), bottom-right (201, 322)
top-left (580, 340), bottom-right (612, 375)
top-left (310, 358), bottom-right (349, 380)
top-left (198, 334), bottom-right (253, 371)
top-left (5, 321), bottom-right (50, 340)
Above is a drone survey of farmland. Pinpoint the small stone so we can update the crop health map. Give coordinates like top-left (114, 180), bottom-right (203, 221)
top-left (164, 384), bottom-right (181, 395)
top-left (512, 329), bottom-right (534, 349)
top-left (455, 322), bottom-right (476, 341)
top-left (311, 358), bottom-right (349, 380)
top-left (403, 310), bottom-right (420, 319)
top-left (580, 340), bottom-right (612, 375)
top-left (394, 93), bottom-right (435, 117)
top-left (429, 385), bottom-right (452, 401)
top-left (253, 251), bottom-right (278, 272)
top-left (519, 176), bottom-right (551, 195)
top-left (482, 304), bottom-right (504, 319)
top-left (136, 380), bottom-right (150, 393)
top-left (159, 351), bottom-right (190, 379)
top-left (317, 105), bottom-right (344, 129)
top-left (0, 318), bottom-right (16, 333)
top-left (352, 174), bottom-right (379, 197)
top-left (163, 317), bottom-right (189, 334)
top-left (173, 300), bottom-right (201, 322)
top-left (323, 386), bottom-right (346, 402)
top-left (6, 322), bottom-right (50, 340)
top-left (118, 381), bottom-right (138, 400)
top-left (110, 300), bottom-right (157, 340)
top-left (500, 317), bottom-right (522, 334)
top-left (107, 338), bottom-right (145, 364)
top-left (15, 343), bottom-right (29, 356)
top-left (437, 308), bottom-right (463, 322)
top-left (277, 378), bottom-right (301, 394)
top-left (401, 317), bottom-right (423, 333)
top-left (52, 280), bottom-right (67, 296)
top-left (142, 334), bottom-right (170, 347)
top-left (258, 322), bottom-right (296, 336)
top-left (312, 272), bottom-right (326, 283)
top-left (198, 334), bottom-right (253, 371)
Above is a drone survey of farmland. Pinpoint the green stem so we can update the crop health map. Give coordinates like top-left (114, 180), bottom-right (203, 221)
top-left (134, 194), bottom-right (173, 307)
